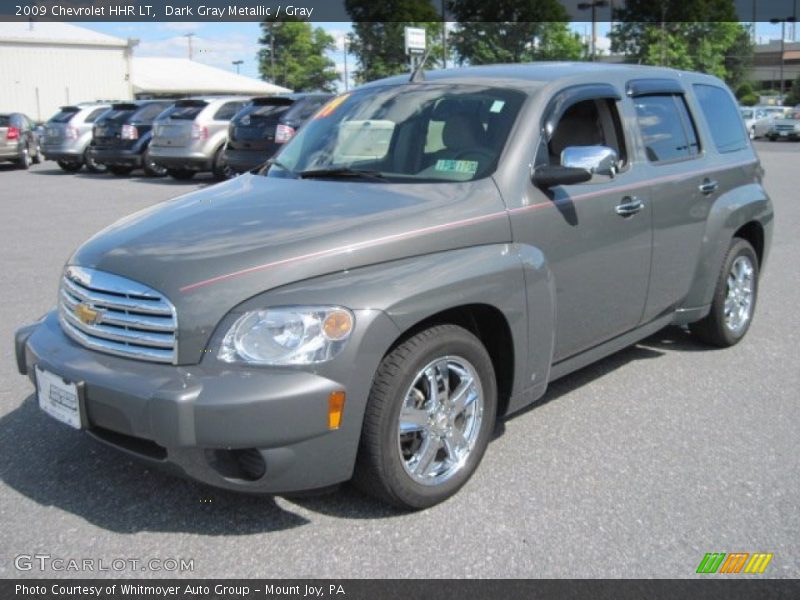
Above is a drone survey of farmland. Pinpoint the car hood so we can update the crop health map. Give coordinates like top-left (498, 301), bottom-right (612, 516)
top-left (69, 173), bottom-right (511, 363)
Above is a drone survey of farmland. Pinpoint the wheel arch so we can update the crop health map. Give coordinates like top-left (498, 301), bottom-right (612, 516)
top-left (680, 183), bottom-right (773, 312)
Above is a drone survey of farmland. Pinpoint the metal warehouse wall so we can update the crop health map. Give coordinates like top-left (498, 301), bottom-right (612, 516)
top-left (0, 42), bottom-right (133, 121)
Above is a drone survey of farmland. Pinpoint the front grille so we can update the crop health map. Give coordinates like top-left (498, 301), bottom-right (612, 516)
top-left (775, 124), bottom-right (797, 132)
top-left (59, 266), bottom-right (177, 364)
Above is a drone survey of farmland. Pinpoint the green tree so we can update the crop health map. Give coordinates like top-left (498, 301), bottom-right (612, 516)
top-left (447, 0), bottom-right (584, 64)
top-left (609, 1), bottom-right (751, 86)
top-left (258, 21), bottom-right (339, 92)
top-left (785, 74), bottom-right (800, 107)
top-left (345, 0), bottom-right (442, 83)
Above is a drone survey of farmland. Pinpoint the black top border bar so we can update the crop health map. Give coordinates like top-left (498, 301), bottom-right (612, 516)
top-left (0, 0), bottom-right (797, 23)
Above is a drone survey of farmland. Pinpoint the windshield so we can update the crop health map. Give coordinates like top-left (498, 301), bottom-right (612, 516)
top-left (49, 107), bottom-right (80, 124)
top-left (268, 84), bottom-right (526, 183)
top-left (740, 109), bottom-right (753, 119)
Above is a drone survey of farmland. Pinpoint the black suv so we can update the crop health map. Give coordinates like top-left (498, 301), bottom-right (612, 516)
top-left (224, 93), bottom-right (332, 173)
top-left (88, 101), bottom-right (174, 176)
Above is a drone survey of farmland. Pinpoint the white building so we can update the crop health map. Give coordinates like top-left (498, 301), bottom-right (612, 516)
top-left (0, 22), bottom-right (135, 121)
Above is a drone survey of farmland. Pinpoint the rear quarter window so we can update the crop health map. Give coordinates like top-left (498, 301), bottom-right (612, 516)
top-left (693, 84), bottom-right (748, 153)
top-left (213, 102), bottom-right (245, 121)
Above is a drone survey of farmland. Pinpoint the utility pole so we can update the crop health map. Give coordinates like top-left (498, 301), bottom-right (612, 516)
top-left (232, 60), bottom-right (243, 74)
top-left (183, 33), bottom-right (195, 60)
top-left (578, 0), bottom-right (609, 61)
top-left (770, 16), bottom-right (796, 100)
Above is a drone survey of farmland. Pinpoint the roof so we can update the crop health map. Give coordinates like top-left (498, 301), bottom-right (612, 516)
top-left (132, 58), bottom-right (292, 96)
top-left (0, 22), bottom-right (128, 47)
top-left (359, 62), bottom-right (696, 91)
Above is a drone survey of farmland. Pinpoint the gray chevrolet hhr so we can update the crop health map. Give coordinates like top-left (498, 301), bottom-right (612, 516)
top-left (15, 63), bottom-right (773, 509)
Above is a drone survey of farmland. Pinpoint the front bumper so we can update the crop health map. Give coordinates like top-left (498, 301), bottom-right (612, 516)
top-left (87, 146), bottom-right (143, 168)
top-left (15, 311), bottom-right (386, 493)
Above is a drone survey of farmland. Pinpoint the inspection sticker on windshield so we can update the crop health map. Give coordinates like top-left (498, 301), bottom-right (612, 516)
top-left (490, 100), bottom-right (506, 113)
top-left (435, 159), bottom-right (478, 175)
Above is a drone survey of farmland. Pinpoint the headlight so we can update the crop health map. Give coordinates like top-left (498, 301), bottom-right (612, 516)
top-left (218, 306), bottom-right (354, 365)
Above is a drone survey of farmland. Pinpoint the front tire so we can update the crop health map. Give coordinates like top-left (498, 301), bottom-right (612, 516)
top-left (353, 324), bottom-right (497, 509)
top-left (690, 238), bottom-right (759, 347)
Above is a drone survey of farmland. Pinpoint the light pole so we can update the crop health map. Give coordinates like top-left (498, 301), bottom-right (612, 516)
top-left (232, 60), bottom-right (243, 74)
top-left (183, 32), bottom-right (195, 60)
top-left (770, 17), bottom-right (796, 100)
top-left (578, 0), bottom-right (609, 61)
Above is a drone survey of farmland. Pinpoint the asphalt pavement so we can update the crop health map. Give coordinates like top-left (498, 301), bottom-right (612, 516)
top-left (0, 145), bottom-right (797, 578)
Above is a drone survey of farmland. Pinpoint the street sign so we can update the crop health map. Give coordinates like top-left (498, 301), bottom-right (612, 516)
top-left (404, 27), bottom-right (426, 55)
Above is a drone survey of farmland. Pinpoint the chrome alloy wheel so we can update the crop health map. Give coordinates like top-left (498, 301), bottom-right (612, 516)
top-left (724, 255), bottom-right (755, 335)
top-left (397, 356), bottom-right (484, 486)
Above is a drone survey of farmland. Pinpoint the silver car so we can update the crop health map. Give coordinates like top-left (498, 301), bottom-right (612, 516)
top-left (41, 103), bottom-right (112, 173)
top-left (149, 97), bottom-right (249, 180)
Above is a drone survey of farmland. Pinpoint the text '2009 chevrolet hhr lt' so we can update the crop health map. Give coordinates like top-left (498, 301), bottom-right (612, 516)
top-left (16, 63), bottom-right (772, 509)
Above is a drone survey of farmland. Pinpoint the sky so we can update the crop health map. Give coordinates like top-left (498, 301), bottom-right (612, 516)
top-left (79, 21), bottom-right (800, 92)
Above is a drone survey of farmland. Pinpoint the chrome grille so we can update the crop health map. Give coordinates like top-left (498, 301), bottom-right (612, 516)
top-left (58, 266), bottom-right (177, 364)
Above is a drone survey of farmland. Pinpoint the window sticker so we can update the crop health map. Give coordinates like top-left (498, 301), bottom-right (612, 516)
top-left (315, 94), bottom-right (351, 119)
top-left (435, 159), bottom-right (479, 175)
top-left (490, 100), bottom-right (505, 113)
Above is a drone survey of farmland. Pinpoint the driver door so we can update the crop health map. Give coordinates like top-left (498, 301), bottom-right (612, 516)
top-left (511, 87), bottom-right (653, 362)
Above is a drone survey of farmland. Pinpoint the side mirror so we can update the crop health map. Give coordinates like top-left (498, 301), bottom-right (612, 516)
top-left (532, 165), bottom-right (592, 189)
top-left (561, 145), bottom-right (619, 178)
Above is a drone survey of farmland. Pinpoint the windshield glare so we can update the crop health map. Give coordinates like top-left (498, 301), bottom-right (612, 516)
top-left (269, 84), bottom-right (526, 183)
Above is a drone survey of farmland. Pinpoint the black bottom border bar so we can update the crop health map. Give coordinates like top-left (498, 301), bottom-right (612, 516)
top-left (3, 579), bottom-right (800, 600)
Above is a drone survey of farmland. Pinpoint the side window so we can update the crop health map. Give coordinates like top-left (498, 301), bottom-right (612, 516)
top-left (634, 95), bottom-right (700, 162)
top-left (693, 84), bottom-right (748, 153)
top-left (545, 98), bottom-right (628, 168)
top-left (84, 108), bottom-right (109, 123)
top-left (213, 102), bottom-right (244, 121)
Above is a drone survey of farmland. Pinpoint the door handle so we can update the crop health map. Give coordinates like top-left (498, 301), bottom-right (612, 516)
top-left (615, 196), bottom-right (644, 217)
top-left (698, 179), bottom-right (719, 195)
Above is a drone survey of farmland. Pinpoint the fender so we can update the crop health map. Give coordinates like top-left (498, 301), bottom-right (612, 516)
top-left (679, 181), bottom-right (774, 316)
top-left (227, 243), bottom-right (556, 417)
top-left (131, 129), bottom-right (154, 154)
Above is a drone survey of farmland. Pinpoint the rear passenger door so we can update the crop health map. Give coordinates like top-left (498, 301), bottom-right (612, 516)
top-left (628, 80), bottom-right (716, 322)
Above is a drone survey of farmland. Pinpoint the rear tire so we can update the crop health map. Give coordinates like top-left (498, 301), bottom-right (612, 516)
top-left (108, 165), bottom-right (133, 176)
top-left (57, 160), bottom-right (83, 173)
top-left (83, 148), bottom-right (107, 174)
top-left (211, 146), bottom-right (232, 181)
top-left (353, 324), bottom-right (497, 510)
top-left (33, 141), bottom-right (42, 164)
top-left (166, 168), bottom-right (195, 180)
top-left (16, 145), bottom-right (32, 170)
top-left (689, 238), bottom-right (759, 347)
top-left (142, 147), bottom-right (167, 177)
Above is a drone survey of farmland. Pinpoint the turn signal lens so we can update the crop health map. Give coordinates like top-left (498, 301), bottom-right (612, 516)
top-left (328, 391), bottom-right (346, 430)
top-left (322, 310), bottom-right (354, 341)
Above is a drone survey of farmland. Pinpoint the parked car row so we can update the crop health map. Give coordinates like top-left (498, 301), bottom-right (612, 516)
top-left (0, 112), bottom-right (42, 168)
top-left (738, 104), bottom-right (800, 141)
top-left (14, 93), bottom-right (332, 179)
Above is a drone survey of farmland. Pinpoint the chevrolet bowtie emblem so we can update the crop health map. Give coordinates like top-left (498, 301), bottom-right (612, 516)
top-left (75, 303), bottom-right (101, 326)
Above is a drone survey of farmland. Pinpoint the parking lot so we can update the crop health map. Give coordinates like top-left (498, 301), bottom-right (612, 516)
top-left (0, 142), bottom-right (798, 579)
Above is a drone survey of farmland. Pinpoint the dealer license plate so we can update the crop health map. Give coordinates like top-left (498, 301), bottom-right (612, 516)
top-left (35, 365), bottom-right (83, 429)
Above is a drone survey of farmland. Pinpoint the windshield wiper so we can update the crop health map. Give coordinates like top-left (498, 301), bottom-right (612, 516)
top-left (297, 167), bottom-right (389, 182)
top-left (255, 157), bottom-right (294, 176)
